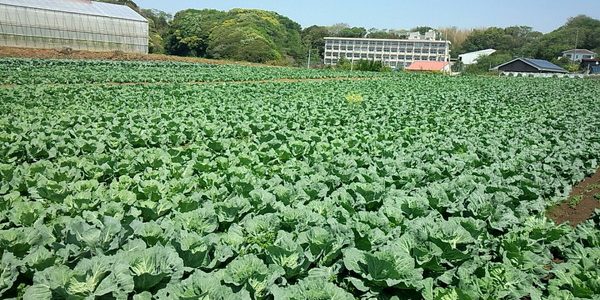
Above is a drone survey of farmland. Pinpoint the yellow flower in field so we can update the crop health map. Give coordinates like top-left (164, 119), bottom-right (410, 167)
top-left (345, 93), bottom-right (363, 104)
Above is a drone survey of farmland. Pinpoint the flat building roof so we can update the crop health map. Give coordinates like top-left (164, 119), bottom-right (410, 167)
top-left (324, 37), bottom-right (450, 44)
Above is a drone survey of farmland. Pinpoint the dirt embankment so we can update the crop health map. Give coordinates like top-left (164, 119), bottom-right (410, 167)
top-left (548, 169), bottom-right (600, 226)
top-left (0, 46), bottom-right (267, 66)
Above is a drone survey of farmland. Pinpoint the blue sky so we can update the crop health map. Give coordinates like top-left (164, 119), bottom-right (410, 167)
top-left (135, 0), bottom-right (600, 33)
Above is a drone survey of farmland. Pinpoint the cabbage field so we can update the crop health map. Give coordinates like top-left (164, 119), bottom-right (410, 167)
top-left (1, 58), bottom-right (599, 299)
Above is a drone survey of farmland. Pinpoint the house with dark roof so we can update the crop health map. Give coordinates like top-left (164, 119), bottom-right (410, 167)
top-left (491, 58), bottom-right (568, 74)
top-left (581, 58), bottom-right (600, 73)
top-left (562, 49), bottom-right (597, 62)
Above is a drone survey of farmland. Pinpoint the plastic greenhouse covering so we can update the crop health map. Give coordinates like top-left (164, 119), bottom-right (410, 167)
top-left (0, 0), bottom-right (148, 54)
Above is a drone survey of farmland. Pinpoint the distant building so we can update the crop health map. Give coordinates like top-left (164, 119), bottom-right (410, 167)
top-left (458, 49), bottom-right (496, 65)
top-left (580, 58), bottom-right (600, 73)
top-left (562, 49), bottom-right (596, 62)
top-left (406, 61), bottom-right (450, 73)
top-left (492, 58), bottom-right (568, 74)
top-left (324, 36), bottom-right (450, 70)
top-left (408, 30), bottom-right (437, 41)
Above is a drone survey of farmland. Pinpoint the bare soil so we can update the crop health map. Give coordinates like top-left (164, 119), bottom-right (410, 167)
top-left (0, 46), bottom-right (268, 66)
top-left (547, 168), bottom-right (600, 226)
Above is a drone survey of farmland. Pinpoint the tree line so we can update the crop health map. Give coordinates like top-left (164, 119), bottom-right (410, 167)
top-left (460, 16), bottom-right (600, 74)
top-left (97, 1), bottom-right (600, 68)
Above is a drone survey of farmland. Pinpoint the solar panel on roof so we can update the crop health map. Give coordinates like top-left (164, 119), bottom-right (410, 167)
top-left (0, 0), bottom-right (146, 22)
top-left (523, 58), bottom-right (567, 72)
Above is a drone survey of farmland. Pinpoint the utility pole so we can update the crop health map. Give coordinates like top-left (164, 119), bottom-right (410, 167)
top-left (307, 48), bottom-right (312, 69)
top-left (575, 29), bottom-right (579, 49)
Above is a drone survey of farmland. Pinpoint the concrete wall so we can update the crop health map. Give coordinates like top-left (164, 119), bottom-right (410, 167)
top-left (500, 72), bottom-right (585, 78)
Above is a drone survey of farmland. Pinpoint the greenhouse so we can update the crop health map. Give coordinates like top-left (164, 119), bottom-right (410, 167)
top-left (0, 0), bottom-right (148, 54)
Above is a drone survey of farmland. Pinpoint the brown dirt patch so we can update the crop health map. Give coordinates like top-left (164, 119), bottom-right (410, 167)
top-left (0, 46), bottom-right (269, 67)
top-left (547, 168), bottom-right (600, 226)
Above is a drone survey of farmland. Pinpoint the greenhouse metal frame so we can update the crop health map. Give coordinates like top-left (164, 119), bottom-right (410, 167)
top-left (0, 0), bottom-right (148, 54)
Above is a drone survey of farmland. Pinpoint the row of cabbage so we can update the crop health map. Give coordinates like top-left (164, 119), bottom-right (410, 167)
top-left (1, 73), bottom-right (599, 299)
top-left (0, 58), bottom-right (382, 85)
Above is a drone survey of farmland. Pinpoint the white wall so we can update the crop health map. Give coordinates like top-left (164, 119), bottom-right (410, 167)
top-left (459, 49), bottom-right (496, 65)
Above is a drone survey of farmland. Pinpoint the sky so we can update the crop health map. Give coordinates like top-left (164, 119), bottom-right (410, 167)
top-left (135, 0), bottom-right (600, 33)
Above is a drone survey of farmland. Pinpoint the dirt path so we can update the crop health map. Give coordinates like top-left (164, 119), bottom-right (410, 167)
top-left (548, 168), bottom-right (600, 226)
top-left (0, 46), bottom-right (265, 66)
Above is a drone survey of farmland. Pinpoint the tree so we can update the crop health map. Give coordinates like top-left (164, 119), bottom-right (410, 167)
top-left (553, 57), bottom-right (581, 72)
top-left (164, 9), bottom-right (305, 64)
top-left (302, 26), bottom-right (330, 58)
top-left (457, 26), bottom-right (543, 58)
top-left (165, 9), bottom-right (227, 56)
top-left (327, 23), bottom-right (351, 35)
top-left (366, 29), bottom-right (403, 39)
top-left (336, 58), bottom-right (390, 72)
top-left (141, 9), bottom-right (172, 53)
top-left (338, 27), bottom-right (367, 38)
top-left (438, 27), bottom-right (475, 57)
top-left (527, 15), bottom-right (600, 61)
top-left (459, 27), bottom-right (513, 53)
top-left (208, 26), bottom-right (280, 63)
top-left (411, 26), bottom-right (434, 35)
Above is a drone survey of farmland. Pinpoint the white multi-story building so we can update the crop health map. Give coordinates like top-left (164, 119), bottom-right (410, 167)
top-left (324, 36), bottom-right (450, 69)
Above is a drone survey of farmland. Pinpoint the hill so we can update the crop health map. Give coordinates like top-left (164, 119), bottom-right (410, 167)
top-left (527, 15), bottom-right (600, 61)
top-left (164, 9), bottom-right (305, 65)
